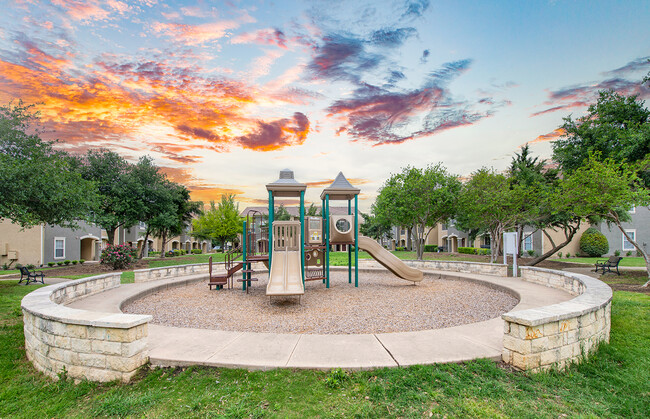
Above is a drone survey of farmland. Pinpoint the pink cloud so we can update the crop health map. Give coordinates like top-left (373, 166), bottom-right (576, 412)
top-left (231, 28), bottom-right (288, 49)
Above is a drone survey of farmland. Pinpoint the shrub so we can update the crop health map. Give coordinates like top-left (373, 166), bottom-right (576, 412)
top-left (626, 251), bottom-right (632, 257)
top-left (478, 248), bottom-right (491, 255)
top-left (458, 247), bottom-right (478, 255)
top-left (63, 260), bottom-right (71, 265)
top-left (47, 262), bottom-right (55, 267)
top-left (26, 264), bottom-right (35, 269)
top-left (579, 228), bottom-right (609, 257)
top-left (79, 259), bottom-right (85, 264)
top-left (565, 253), bottom-right (571, 258)
top-left (395, 246), bottom-right (406, 251)
top-left (101, 244), bottom-right (138, 270)
top-left (173, 249), bottom-right (181, 257)
top-left (72, 260), bottom-right (78, 265)
top-left (180, 249), bottom-right (186, 255)
top-left (527, 249), bottom-right (535, 257)
top-left (424, 245), bottom-right (438, 252)
top-left (558, 252), bottom-right (563, 258)
top-left (191, 249), bottom-right (202, 254)
top-left (56, 261), bottom-right (64, 266)
top-left (614, 250), bottom-right (621, 257)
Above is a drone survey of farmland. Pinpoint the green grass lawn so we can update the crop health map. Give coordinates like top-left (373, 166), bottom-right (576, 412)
top-left (551, 256), bottom-right (646, 267)
top-left (1, 281), bottom-right (648, 418)
top-left (329, 250), bottom-right (486, 266)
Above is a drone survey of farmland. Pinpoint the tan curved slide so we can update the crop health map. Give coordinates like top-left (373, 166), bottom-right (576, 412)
top-left (266, 249), bottom-right (305, 296)
top-left (357, 235), bottom-right (423, 282)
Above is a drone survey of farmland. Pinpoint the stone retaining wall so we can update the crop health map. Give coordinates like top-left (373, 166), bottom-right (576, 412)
top-left (21, 274), bottom-right (151, 382)
top-left (357, 258), bottom-right (508, 276)
top-left (502, 267), bottom-right (612, 372)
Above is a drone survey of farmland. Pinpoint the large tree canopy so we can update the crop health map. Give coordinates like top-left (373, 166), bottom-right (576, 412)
top-left (457, 168), bottom-right (528, 263)
top-left (0, 102), bottom-right (97, 227)
top-left (553, 90), bottom-right (650, 185)
top-left (373, 164), bottom-right (461, 260)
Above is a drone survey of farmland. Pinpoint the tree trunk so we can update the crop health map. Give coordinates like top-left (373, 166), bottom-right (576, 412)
top-left (106, 228), bottom-right (116, 246)
top-left (613, 214), bottom-right (650, 287)
top-left (527, 224), bottom-right (579, 266)
top-left (139, 230), bottom-right (150, 259)
top-left (160, 231), bottom-right (167, 258)
top-left (406, 228), bottom-right (412, 251)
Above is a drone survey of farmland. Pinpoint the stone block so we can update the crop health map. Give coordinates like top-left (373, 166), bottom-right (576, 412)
top-left (525, 326), bottom-right (543, 340)
top-left (70, 337), bottom-right (92, 353)
top-left (540, 349), bottom-right (560, 366)
top-left (92, 340), bottom-right (122, 355)
top-left (531, 334), bottom-right (562, 352)
top-left (502, 349), bottom-right (512, 363)
top-left (78, 353), bottom-right (107, 369)
top-left (121, 339), bottom-right (147, 357)
top-left (543, 321), bottom-right (559, 336)
top-left (503, 335), bottom-right (531, 354)
top-left (66, 324), bottom-right (89, 339)
top-left (559, 344), bottom-right (573, 360)
top-left (106, 327), bottom-right (137, 343)
top-left (511, 352), bottom-right (540, 370)
top-left (53, 335), bottom-right (71, 349)
top-left (87, 326), bottom-right (108, 340)
top-left (106, 353), bottom-right (148, 372)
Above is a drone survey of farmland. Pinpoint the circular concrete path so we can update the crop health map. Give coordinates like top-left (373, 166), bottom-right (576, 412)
top-left (68, 270), bottom-right (572, 370)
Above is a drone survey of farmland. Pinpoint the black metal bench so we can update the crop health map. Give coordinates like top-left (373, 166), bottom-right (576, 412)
top-left (594, 256), bottom-right (623, 276)
top-left (18, 266), bottom-right (45, 285)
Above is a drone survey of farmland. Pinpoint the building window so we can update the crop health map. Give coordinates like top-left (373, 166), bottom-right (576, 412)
top-left (622, 230), bottom-right (636, 251)
top-left (523, 234), bottom-right (533, 251)
top-left (138, 221), bottom-right (146, 228)
top-left (483, 235), bottom-right (491, 247)
top-left (54, 238), bottom-right (65, 259)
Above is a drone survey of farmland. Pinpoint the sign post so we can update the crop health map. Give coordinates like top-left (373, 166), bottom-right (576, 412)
top-left (503, 232), bottom-right (518, 277)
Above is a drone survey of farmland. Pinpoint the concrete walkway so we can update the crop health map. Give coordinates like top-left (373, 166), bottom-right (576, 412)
top-left (67, 271), bottom-right (572, 370)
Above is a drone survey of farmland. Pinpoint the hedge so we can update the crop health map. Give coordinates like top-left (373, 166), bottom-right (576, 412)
top-left (579, 227), bottom-right (609, 257)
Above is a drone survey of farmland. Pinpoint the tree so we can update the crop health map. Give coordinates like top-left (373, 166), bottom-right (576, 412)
top-left (76, 149), bottom-right (140, 245)
top-left (456, 168), bottom-right (527, 263)
top-left (306, 203), bottom-right (321, 216)
top-left (559, 156), bottom-right (650, 286)
top-left (508, 144), bottom-right (552, 253)
top-left (192, 194), bottom-right (242, 252)
top-left (274, 204), bottom-right (292, 221)
top-left (373, 164), bottom-right (461, 260)
top-left (149, 183), bottom-right (202, 257)
top-left (0, 101), bottom-right (97, 227)
top-left (359, 212), bottom-right (393, 243)
top-left (553, 90), bottom-right (650, 186)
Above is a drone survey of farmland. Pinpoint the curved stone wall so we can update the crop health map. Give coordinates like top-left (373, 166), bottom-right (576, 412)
top-left (21, 274), bottom-right (151, 382)
top-left (502, 267), bottom-right (612, 371)
top-left (357, 258), bottom-right (508, 276)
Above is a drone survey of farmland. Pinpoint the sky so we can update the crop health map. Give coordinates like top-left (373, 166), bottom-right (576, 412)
top-left (1, 0), bottom-right (649, 211)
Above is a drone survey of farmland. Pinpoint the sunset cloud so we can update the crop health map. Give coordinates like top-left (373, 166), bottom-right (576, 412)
top-left (236, 112), bottom-right (310, 151)
top-left (527, 128), bottom-right (566, 145)
top-left (231, 28), bottom-right (288, 49)
top-left (532, 57), bottom-right (650, 117)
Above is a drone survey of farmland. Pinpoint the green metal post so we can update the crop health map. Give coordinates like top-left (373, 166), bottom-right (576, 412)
top-left (322, 199), bottom-right (325, 284)
top-left (268, 191), bottom-right (274, 267)
top-left (354, 195), bottom-right (359, 287)
top-left (242, 220), bottom-right (247, 291)
top-left (300, 191), bottom-right (305, 285)
top-left (326, 194), bottom-right (330, 288)
top-left (348, 199), bottom-right (352, 284)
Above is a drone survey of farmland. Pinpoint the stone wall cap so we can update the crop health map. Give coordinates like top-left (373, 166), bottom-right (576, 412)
top-left (21, 275), bottom-right (151, 329)
top-left (503, 268), bottom-right (612, 326)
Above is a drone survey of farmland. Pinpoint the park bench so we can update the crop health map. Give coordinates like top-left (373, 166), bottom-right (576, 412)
top-left (594, 256), bottom-right (623, 276)
top-left (18, 266), bottom-right (45, 285)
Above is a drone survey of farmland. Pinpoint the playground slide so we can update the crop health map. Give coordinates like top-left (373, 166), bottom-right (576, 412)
top-left (266, 249), bottom-right (305, 296)
top-left (357, 235), bottom-right (423, 283)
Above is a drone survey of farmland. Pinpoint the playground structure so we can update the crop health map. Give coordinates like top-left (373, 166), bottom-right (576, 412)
top-left (210, 169), bottom-right (423, 299)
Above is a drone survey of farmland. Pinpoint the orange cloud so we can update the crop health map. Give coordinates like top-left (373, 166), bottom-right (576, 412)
top-left (151, 20), bottom-right (242, 45)
top-left (528, 128), bottom-right (566, 145)
top-left (52, 0), bottom-right (110, 21)
top-left (0, 34), bottom-right (312, 154)
top-left (305, 178), bottom-right (371, 188)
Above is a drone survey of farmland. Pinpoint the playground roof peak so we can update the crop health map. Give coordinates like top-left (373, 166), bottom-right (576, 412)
top-left (320, 172), bottom-right (360, 200)
top-left (266, 168), bottom-right (306, 197)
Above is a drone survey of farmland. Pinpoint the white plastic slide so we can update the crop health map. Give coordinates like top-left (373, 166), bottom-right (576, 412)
top-left (266, 249), bottom-right (305, 296)
top-left (357, 235), bottom-right (423, 282)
